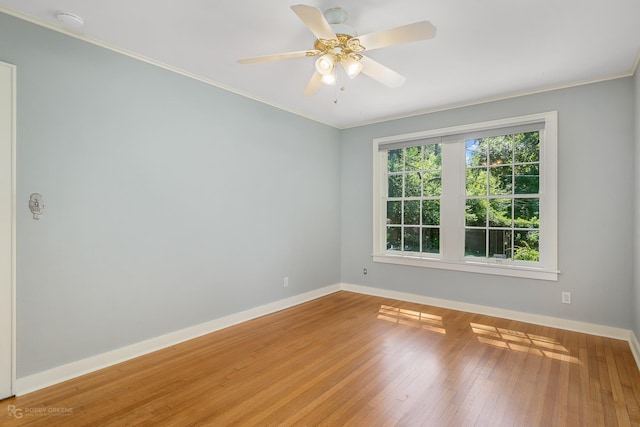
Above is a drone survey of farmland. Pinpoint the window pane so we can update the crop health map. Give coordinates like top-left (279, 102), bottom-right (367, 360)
top-left (423, 144), bottom-right (442, 169)
top-left (387, 227), bottom-right (401, 250)
top-left (388, 149), bottom-right (403, 172)
top-left (513, 230), bottom-right (539, 261)
top-left (489, 198), bottom-right (512, 228)
top-left (515, 164), bottom-right (539, 194)
top-left (489, 229), bottom-right (512, 259)
top-left (488, 135), bottom-right (512, 165)
top-left (466, 139), bottom-right (487, 167)
top-left (405, 172), bottom-right (421, 197)
top-left (466, 168), bottom-right (487, 196)
top-left (514, 198), bottom-right (539, 228)
top-left (404, 227), bottom-right (420, 252)
top-left (387, 201), bottom-right (401, 225)
top-left (405, 146), bottom-right (421, 171)
top-left (403, 200), bottom-right (420, 225)
top-left (465, 229), bottom-right (487, 257)
top-left (422, 228), bottom-right (440, 254)
top-left (465, 199), bottom-right (487, 227)
top-left (514, 132), bottom-right (540, 163)
top-left (489, 165), bottom-right (513, 195)
top-left (388, 175), bottom-right (402, 198)
top-left (422, 200), bottom-right (440, 226)
top-left (423, 171), bottom-right (442, 197)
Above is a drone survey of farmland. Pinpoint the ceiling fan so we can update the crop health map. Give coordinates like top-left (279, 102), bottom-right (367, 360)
top-left (237, 4), bottom-right (436, 96)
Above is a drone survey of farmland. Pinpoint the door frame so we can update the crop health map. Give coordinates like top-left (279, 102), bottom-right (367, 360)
top-left (0, 60), bottom-right (16, 399)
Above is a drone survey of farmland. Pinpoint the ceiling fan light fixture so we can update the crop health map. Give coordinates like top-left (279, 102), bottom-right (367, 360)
top-left (341, 56), bottom-right (363, 79)
top-left (238, 5), bottom-right (438, 97)
top-left (321, 69), bottom-right (337, 85)
top-left (315, 53), bottom-right (335, 75)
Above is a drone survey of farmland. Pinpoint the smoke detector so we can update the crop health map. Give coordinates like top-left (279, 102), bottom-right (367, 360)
top-left (55, 12), bottom-right (84, 29)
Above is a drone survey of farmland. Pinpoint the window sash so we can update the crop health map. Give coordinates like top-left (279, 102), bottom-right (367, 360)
top-left (372, 112), bottom-right (558, 281)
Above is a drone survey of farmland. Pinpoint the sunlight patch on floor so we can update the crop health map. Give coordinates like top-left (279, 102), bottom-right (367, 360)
top-left (471, 322), bottom-right (581, 364)
top-left (378, 305), bottom-right (446, 334)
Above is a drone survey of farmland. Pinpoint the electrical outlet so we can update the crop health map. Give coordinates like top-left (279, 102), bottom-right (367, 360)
top-left (561, 291), bottom-right (571, 304)
top-left (283, 277), bottom-right (289, 287)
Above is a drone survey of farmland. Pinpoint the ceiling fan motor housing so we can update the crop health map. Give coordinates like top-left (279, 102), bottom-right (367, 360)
top-left (324, 7), bottom-right (357, 37)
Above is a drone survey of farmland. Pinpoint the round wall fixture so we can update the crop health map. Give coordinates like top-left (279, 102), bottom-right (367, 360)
top-left (55, 12), bottom-right (84, 28)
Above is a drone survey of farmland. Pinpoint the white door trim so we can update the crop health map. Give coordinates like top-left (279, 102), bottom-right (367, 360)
top-left (0, 60), bottom-right (16, 399)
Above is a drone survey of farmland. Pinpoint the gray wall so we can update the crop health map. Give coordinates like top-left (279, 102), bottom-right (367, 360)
top-left (341, 79), bottom-right (635, 329)
top-left (0, 13), bottom-right (341, 377)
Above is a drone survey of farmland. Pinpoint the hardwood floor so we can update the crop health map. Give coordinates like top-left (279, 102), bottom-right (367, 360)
top-left (3, 291), bottom-right (640, 426)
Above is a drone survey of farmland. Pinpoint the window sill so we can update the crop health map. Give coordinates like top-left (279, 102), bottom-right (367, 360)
top-left (372, 253), bottom-right (560, 281)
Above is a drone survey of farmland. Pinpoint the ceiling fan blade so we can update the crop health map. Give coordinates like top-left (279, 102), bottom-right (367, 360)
top-left (357, 21), bottom-right (436, 51)
top-left (238, 50), bottom-right (321, 64)
top-left (291, 4), bottom-right (336, 41)
top-left (304, 71), bottom-right (323, 97)
top-left (359, 56), bottom-right (407, 88)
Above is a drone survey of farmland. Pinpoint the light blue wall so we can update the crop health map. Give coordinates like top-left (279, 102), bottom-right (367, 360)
top-left (341, 79), bottom-right (635, 328)
top-left (0, 13), bottom-right (341, 377)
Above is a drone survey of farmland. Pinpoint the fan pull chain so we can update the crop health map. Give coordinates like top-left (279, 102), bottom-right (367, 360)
top-left (333, 66), bottom-right (346, 104)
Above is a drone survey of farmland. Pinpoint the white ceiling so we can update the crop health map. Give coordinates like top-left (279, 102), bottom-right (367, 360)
top-left (1, 0), bottom-right (639, 129)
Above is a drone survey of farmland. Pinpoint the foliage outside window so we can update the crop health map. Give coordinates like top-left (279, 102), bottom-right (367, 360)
top-left (386, 144), bottom-right (441, 254)
top-left (464, 132), bottom-right (540, 262)
top-left (372, 112), bottom-right (558, 281)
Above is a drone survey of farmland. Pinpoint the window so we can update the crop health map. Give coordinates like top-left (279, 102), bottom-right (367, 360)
top-left (372, 112), bottom-right (558, 281)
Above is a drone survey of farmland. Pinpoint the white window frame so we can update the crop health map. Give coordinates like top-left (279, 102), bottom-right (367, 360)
top-left (372, 112), bottom-right (559, 281)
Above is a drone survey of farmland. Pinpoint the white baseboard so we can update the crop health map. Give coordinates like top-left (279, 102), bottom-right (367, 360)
top-left (15, 282), bottom-right (640, 395)
top-left (339, 283), bottom-right (632, 341)
top-left (630, 332), bottom-right (640, 369)
top-left (15, 284), bottom-right (341, 395)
